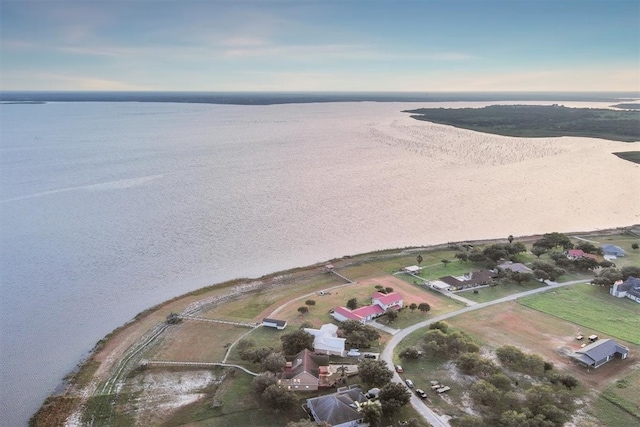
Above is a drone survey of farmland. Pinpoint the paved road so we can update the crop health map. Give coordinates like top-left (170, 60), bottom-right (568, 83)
top-left (380, 279), bottom-right (590, 427)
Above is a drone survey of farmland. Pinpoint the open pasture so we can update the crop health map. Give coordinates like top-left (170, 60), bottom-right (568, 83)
top-left (520, 284), bottom-right (640, 345)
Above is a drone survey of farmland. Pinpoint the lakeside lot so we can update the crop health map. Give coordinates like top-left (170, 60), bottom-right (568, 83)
top-left (33, 229), bottom-right (640, 426)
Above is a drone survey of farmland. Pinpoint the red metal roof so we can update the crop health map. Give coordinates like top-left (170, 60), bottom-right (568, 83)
top-left (372, 291), bottom-right (402, 305)
top-left (334, 306), bottom-right (363, 321)
top-left (352, 304), bottom-right (385, 318)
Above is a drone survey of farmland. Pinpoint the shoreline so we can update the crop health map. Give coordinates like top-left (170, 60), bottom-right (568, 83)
top-left (33, 224), bottom-right (639, 425)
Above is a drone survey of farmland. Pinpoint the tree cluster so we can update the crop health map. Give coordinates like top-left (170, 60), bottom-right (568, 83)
top-left (451, 347), bottom-right (578, 427)
top-left (400, 323), bottom-right (479, 361)
top-left (592, 266), bottom-right (640, 287)
top-left (357, 359), bottom-right (393, 388)
top-left (340, 320), bottom-right (381, 348)
top-left (456, 242), bottom-right (526, 268)
top-left (280, 330), bottom-right (314, 355)
top-left (533, 232), bottom-right (573, 251)
top-left (530, 260), bottom-right (565, 282)
top-left (237, 339), bottom-right (278, 366)
top-left (496, 346), bottom-right (548, 377)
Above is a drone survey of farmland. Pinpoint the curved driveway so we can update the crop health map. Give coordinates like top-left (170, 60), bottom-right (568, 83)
top-left (380, 279), bottom-right (589, 427)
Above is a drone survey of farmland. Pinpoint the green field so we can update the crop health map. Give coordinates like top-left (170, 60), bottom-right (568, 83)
top-left (520, 284), bottom-right (640, 345)
top-left (456, 280), bottom-right (546, 303)
top-left (592, 369), bottom-right (640, 427)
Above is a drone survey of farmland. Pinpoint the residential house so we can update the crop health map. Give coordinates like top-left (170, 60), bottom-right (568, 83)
top-left (306, 385), bottom-right (368, 427)
top-left (610, 276), bottom-right (640, 303)
top-left (262, 318), bottom-right (287, 330)
top-left (570, 338), bottom-right (629, 369)
top-left (498, 262), bottom-right (534, 274)
top-left (304, 323), bottom-right (347, 356)
top-left (601, 244), bottom-right (626, 258)
top-left (278, 349), bottom-right (330, 391)
top-left (331, 292), bottom-right (403, 324)
top-left (437, 270), bottom-right (497, 290)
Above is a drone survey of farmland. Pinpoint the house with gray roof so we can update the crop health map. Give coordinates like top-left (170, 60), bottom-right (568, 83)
top-left (610, 276), bottom-right (640, 303)
top-left (601, 244), bottom-right (626, 258)
top-left (570, 339), bottom-right (629, 369)
top-left (306, 385), bottom-right (368, 427)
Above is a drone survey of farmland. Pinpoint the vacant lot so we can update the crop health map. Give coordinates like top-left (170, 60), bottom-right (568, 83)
top-left (520, 284), bottom-right (640, 345)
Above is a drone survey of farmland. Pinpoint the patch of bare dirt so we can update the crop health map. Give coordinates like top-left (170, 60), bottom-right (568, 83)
top-left (128, 370), bottom-right (221, 426)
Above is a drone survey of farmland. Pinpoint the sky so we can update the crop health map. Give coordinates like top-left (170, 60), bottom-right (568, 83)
top-left (1, 0), bottom-right (639, 92)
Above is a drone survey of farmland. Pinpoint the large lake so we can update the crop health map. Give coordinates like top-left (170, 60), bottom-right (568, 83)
top-left (1, 99), bottom-right (638, 426)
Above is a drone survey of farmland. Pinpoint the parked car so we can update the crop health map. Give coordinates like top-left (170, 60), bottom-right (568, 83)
top-left (363, 354), bottom-right (376, 359)
top-left (347, 349), bottom-right (361, 357)
top-left (415, 389), bottom-right (428, 399)
top-left (405, 379), bottom-right (414, 388)
top-left (395, 365), bottom-right (404, 373)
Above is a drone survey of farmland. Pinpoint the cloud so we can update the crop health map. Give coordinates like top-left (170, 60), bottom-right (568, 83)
top-left (35, 73), bottom-right (153, 91)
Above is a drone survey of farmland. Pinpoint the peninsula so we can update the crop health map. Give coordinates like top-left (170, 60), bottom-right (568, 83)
top-left (31, 228), bottom-right (640, 427)
top-left (403, 105), bottom-right (640, 142)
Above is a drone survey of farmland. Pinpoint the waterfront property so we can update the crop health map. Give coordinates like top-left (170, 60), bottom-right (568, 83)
top-left (610, 276), bottom-right (640, 303)
top-left (601, 244), bottom-right (626, 258)
top-left (331, 292), bottom-right (403, 323)
top-left (570, 339), bottom-right (629, 369)
top-left (306, 385), bottom-right (368, 427)
top-left (304, 323), bottom-right (347, 356)
top-left (278, 349), bottom-right (330, 390)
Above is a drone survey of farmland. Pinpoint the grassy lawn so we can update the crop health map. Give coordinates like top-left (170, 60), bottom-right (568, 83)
top-left (148, 322), bottom-right (251, 362)
top-left (590, 368), bottom-right (640, 427)
top-left (456, 280), bottom-right (546, 303)
top-left (520, 284), bottom-right (640, 345)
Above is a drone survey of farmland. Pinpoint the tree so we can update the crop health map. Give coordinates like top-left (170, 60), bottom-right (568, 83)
top-left (360, 402), bottom-right (383, 427)
top-left (386, 310), bottom-right (398, 321)
top-left (304, 299), bottom-right (316, 307)
top-left (261, 384), bottom-right (296, 411)
top-left (533, 269), bottom-right (550, 282)
top-left (379, 382), bottom-right (411, 416)
top-left (591, 267), bottom-right (622, 287)
top-left (384, 286), bottom-right (394, 294)
top-left (416, 254), bottom-right (423, 265)
top-left (409, 302), bottom-right (417, 312)
top-left (346, 298), bottom-right (358, 310)
top-left (441, 259), bottom-right (451, 268)
top-left (531, 246), bottom-right (547, 258)
top-left (297, 306), bottom-right (309, 315)
top-left (455, 251), bottom-right (469, 262)
top-left (508, 235), bottom-right (514, 244)
top-left (469, 380), bottom-right (501, 408)
top-left (429, 321), bottom-right (449, 333)
top-left (261, 352), bottom-right (286, 373)
top-left (632, 243), bottom-right (639, 250)
top-left (252, 372), bottom-right (277, 394)
top-left (299, 321), bottom-right (313, 330)
top-left (358, 359), bottom-right (393, 387)
top-left (418, 302), bottom-right (431, 313)
top-left (336, 365), bottom-right (349, 378)
top-left (621, 266), bottom-right (640, 279)
top-left (399, 346), bottom-right (422, 359)
top-left (575, 242), bottom-right (602, 255)
top-left (280, 330), bottom-right (314, 355)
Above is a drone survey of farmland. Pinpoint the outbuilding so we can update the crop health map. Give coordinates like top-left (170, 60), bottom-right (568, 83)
top-left (262, 318), bottom-right (287, 330)
top-left (570, 338), bottom-right (629, 369)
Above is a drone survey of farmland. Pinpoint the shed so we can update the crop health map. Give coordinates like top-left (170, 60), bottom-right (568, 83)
top-left (262, 318), bottom-right (287, 330)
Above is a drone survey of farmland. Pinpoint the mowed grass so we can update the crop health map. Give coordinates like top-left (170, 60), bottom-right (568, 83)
top-left (520, 284), bottom-right (640, 345)
top-left (456, 280), bottom-right (546, 303)
top-left (148, 322), bottom-right (250, 362)
top-left (601, 370), bottom-right (640, 419)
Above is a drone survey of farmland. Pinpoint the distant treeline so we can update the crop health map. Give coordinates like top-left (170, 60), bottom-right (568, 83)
top-left (404, 105), bottom-right (640, 142)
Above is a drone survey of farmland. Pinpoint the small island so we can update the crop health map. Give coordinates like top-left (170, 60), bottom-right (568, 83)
top-left (31, 228), bottom-right (640, 427)
top-left (403, 105), bottom-right (640, 142)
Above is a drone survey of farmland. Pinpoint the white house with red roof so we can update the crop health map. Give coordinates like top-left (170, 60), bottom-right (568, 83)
top-left (331, 292), bottom-right (403, 324)
top-left (566, 249), bottom-right (598, 261)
